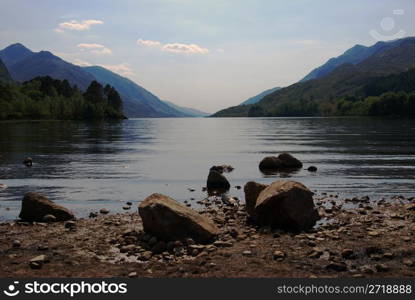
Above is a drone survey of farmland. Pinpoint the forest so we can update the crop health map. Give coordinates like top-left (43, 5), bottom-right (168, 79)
top-left (0, 76), bottom-right (125, 120)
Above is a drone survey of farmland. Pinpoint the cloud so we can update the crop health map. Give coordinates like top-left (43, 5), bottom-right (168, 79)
top-left (99, 63), bottom-right (134, 77)
top-left (162, 43), bottom-right (209, 54)
top-left (55, 19), bottom-right (104, 32)
top-left (137, 39), bottom-right (161, 47)
top-left (77, 43), bottom-right (112, 55)
top-left (73, 58), bottom-right (92, 67)
top-left (137, 38), bottom-right (209, 54)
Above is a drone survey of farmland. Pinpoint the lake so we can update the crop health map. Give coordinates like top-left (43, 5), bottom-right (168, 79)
top-left (1, 117), bottom-right (414, 221)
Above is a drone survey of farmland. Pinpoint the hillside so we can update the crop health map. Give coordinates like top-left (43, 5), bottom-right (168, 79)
top-left (82, 66), bottom-right (193, 118)
top-left (163, 100), bottom-right (209, 117)
top-left (300, 37), bottom-right (415, 82)
top-left (240, 87), bottom-right (281, 105)
top-left (213, 38), bottom-right (415, 117)
top-left (0, 58), bottom-right (12, 82)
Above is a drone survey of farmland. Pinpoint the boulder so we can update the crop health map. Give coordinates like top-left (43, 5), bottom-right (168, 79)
top-left (139, 193), bottom-right (220, 244)
top-left (259, 153), bottom-right (303, 172)
top-left (206, 170), bottom-right (230, 190)
top-left (19, 192), bottom-right (74, 222)
top-left (253, 181), bottom-right (319, 231)
top-left (244, 181), bottom-right (268, 218)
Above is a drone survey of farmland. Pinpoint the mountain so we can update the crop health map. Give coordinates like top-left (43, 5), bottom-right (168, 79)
top-left (0, 43), bottom-right (32, 66)
top-left (163, 100), bottom-right (209, 117)
top-left (82, 66), bottom-right (194, 118)
top-left (300, 37), bottom-right (415, 82)
top-left (0, 58), bottom-right (12, 82)
top-left (240, 87), bottom-right (281, 105)
top-left (0, 44), bottom-right (95, 90)
top-left (213, 38), bottom-right (415, 117)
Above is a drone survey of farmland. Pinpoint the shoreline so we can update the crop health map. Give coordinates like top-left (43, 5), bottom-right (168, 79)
top-left (1, 193), bottom-right (414, 278)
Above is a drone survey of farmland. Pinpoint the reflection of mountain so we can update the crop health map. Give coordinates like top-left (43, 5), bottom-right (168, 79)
top-left (213, 37), bottom-right (415, 117)
top-left (0, 43), bottom-right (207, 118)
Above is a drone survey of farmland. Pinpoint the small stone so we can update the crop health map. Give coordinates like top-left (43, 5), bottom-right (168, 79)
top-left (272, 250), bottom-right (286, 260)
top-left (64, 221), bottom-right (76, 229)
top-left (37, 245), bottom-right (48, 251)
top-left (341, 249), bottom-right (355, 259)
top-left (213, 240), bottom-right (233, 247)
top-left (29, 255), bottom-right (46, 269)
top-left (42, 214), bottom-right (57, 222)
top-left (99, 208), bottom-right (110, 214)
top-left (89, 212), bottom-right (98, 218)
top-left (326, 262), bottom-right (347, 272)
top-left (12, 240), bottom-right (21, 248)
top-left (126, 202), bottom-right (133, 206)
top-left (375, 264), bottom-right (390, 272)
top-left (128, 272), bottom-right (137, 278)
top-left (23, 157), bottom-right (33, 167)
top-left (307, 166), bottom-right (317, 172)
top-left (368, 231), bottom-right (380, 237)
top-left (242, 250), bottom-right (252, 256)
top-left (403, 259), bottom-right (415, 267)
top-left (141, 251), bottom-right (152, 261)
top-left (122, 206), bottom-right (131, 210)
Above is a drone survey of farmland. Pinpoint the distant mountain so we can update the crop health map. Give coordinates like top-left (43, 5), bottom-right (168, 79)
top-left (213, 37), bottom-right (415, 117)
top-left (0, 43), bottom-right (205, 118)
top-left (0, 43), bottom-right (32, 66)
top-left (163, 100), bottom-right (209, 117)
top-left (82, 66), bottom-right (192, 117)
top-left (300, 37), bottom-right (415, 82)
top-left (0, 44), bottom-right (95, 90)
top-left (0, 58), bottom-right (12, 82)
top-left (240, 87), bottom-right (281, 105)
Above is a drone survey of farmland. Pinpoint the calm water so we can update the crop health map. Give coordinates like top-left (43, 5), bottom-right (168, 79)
top-left (1, 117), bottom-right (415, 221)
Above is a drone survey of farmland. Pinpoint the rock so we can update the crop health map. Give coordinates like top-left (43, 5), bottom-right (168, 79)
top-left (253, 181), bottom-right (320, 231)
top-left (307, 166), bottom-right (318, 172)
top-left (210, 165), bottom-right (234, 173)
top-left (23, 157), bottom-right (33, 167)
top-left (244, 181), bottom-right (268, 218)
top-left (273, 250), bottom-right (286, 260)
top-left (259, 153), bottom-right (302, 173)
top-left (326, 262), bottom-right (347, 272)
top-left (64, 221), bottom-right (76, 229)
top-left (12, 240), bottom-right (21, 248)
top-left (242, 250), bottom-right (252, 256)
top-left (151, 241), bottom-right (167, 254)
top-left (139, 193), bottom-right (220, 244)
top-left (403, 259), bottom-right (415, 267)
top-left (29, 255), bottom-right (46, 269)
top-left (405, 204), bottom-right (415, 211)
top-left (126, 202), bottom-right (133, 206)
top-left (89, 212), bottom-right (98, 218)
top-left (19, 192), bottom-right (74, 222)
top-left (375, 264), bottom-right (390, 272)
top-left (341, 249), bottom-right (355, 259)
top-left (206, 170), bottom-right (230, 190)
top-left (122, 206), bottom-right (131, 210)
top-left (128, 272), bottom-right (137, 278)
top-left (0, 183), bottom-right (7, 189)
top-left (42, 214), bottom-right (57, 223)
top-left (99, 208), bottom-right (110, 214)
top-left (213, 240), bottom-right (233, 247)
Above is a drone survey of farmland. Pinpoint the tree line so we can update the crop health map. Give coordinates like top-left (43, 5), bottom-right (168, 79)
top-left (0, 76), bottom-right (125, 120)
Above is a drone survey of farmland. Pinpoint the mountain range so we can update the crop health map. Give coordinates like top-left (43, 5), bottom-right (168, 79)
top-left (214, 37), bottom-right (415, 117)
top-left (240, 87), bottom-right (281, 105)
top-left (0, 43), bottom-right (207, 118)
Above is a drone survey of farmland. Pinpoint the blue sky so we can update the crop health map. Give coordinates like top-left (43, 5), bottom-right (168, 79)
top-left (1, 0), bottom-right (414, 112)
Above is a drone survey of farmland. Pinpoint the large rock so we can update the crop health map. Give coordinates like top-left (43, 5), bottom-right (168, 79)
top-left (244, 181), bottom-right (267, 218)
top-left (206, 170), bottom-right (230, 190)
top-left (139, 193), bottom-right (220, 244)
top-left (259, 153), bottom-right (303, 172)
top-left (252, 181), bottom-right (319, 231)
top-left (19, 192), bottom-right (74, 222)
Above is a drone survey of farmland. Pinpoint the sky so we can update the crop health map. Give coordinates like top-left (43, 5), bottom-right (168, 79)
top-left (1, 0), bottom-right (414, 113)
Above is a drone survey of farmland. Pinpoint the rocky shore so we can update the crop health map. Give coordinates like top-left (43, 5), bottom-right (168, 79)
top-left (0, 192), bottom-right (414, 278)
top-left (0, 155), bottom-right (414, 278)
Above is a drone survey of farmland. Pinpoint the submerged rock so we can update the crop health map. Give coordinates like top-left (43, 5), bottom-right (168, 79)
top-left (307, 166), bottom-right (318, 172)
top-left (259, 153), bottom-right (303, 173)
top-left (206, 170), bottom-right (230, 191)
top-left (23, 157), bottom-right (33, 167)
top-left (253, 180), bottom-right (319, 231)
top-left (139, 193), bottom-right (219, 244)
top-left (19, 192), bottom-right (74, 222)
